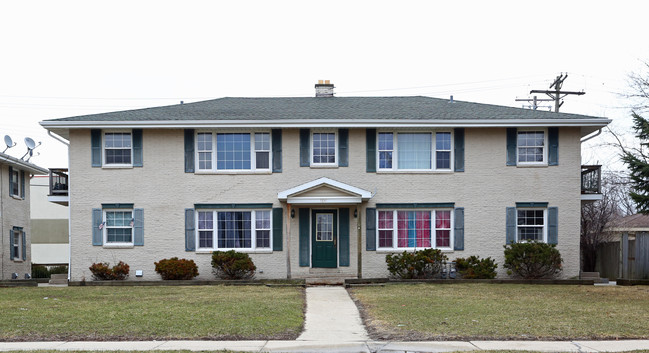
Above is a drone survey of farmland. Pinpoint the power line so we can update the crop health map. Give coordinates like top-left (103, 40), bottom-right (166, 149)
top-left (529, 73), bottom-right (585, 112)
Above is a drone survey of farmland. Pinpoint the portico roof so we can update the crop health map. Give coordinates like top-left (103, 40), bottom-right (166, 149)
top-left (277, 177), bottom-right (373, 205)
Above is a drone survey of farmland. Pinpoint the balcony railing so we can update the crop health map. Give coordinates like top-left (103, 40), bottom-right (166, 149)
top-left (49, 168), bottom-right (69, 196)
top-left (581, 165), bottom-right (601, 194)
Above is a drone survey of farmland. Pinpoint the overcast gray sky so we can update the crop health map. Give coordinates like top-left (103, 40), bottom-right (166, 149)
top-left (1, 0), bottom-right (647, 169)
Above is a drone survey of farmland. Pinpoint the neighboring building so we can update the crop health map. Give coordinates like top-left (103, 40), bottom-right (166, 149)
top-left (1, 152), bottom-right (49, 279)
top-left (40, 83), bottom-right (610, 281)
top-left (598, 213), bottom-right (649, 279)
top-left (30, 175), bottom-right (69, 266)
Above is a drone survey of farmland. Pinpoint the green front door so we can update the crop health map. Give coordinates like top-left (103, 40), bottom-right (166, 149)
top-left (312, 210), bottom-right (337, 268)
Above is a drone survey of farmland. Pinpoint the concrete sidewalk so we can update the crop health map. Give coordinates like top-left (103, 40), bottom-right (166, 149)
top-left (2, 339), bottom-right (649, 352)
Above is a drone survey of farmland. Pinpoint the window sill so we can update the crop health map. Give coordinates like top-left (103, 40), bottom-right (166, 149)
top-left (10, 195), bottom-right (23, 200)
top-left (102, 165), bottom-right (134, 169)
top-left (310, 164), bottom-right (339, 169)
top-left (515, 163), bottom-right (548, 168)
top-left (11, 259), bottom-right (24, 263)
top-left (376, 170), bottom-right (454, 174)
top-left (196, 249), bottom-right (273, 254)
top-left (375, 248), bottom-right (455, 253)
top-left (195, 170), bottom-right (272, 175)
top-left (103, 244), bottom-right (134, 249)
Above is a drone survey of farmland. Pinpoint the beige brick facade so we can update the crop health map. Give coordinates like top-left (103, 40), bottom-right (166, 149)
top-left (67, 126), bottom-right (582, 281)
top-left (1, 164), bottom-right (32, 279)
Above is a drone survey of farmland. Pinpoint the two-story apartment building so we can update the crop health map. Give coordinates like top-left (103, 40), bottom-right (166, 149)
top-left (40, 83), bottom-right (610, 281)
top-left (1, 152), bottom-right (49, 280)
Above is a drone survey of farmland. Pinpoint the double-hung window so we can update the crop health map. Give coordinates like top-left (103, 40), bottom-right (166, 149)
top-left (378, 131), bottom-right (452, 171)
top-left (104, 132), bottom-right (132, 165)
top-left (9, 168), bottom-right (20, 197)
top-left (104, 210), bottom-right (133, 244)
top-left (197, 210), bottom-right (271, 251)
top-left (12, 228), bottom-right (21, 260)
top-left (377, 209), bottom-right (453, 250)
top-left (196, 132), bottom-right (270, 172)
top-left (312, 132), bottom-right (336, 165)
top-left (517, 130), bottom-right (546, 164)
top-left (517, 209), bottom-right (546, 242)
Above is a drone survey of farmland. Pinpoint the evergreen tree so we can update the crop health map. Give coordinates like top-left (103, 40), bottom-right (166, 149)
top-left (621, 112), bottom-right (649, 214)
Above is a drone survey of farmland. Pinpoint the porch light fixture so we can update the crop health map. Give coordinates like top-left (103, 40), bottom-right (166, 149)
top-left (291, 209), bottom-right (295, 218)
top-left (354, 209), bottom-right (358, 218)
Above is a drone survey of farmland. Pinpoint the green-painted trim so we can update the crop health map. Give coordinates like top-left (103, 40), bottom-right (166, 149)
top-left (376, 203), bottom-right (455, 209)
top-left (516, 202), bottom-right (548, 208)
top-left (102, 203), bottom-right (134, 209)
top-left (194, 203), bottom-right (273, 209)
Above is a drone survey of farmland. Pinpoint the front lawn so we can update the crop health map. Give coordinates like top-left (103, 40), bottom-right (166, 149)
top-left (350, 284), bottom-right (649, 340)
top-left (0, 286), bottom-right (304, 341)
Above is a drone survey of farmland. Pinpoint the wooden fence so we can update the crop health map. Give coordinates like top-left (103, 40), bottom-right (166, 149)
top-left (596, 232), bottom-right (649, 280)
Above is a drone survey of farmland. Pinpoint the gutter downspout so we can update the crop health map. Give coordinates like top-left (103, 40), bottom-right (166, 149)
top-left (286, 203), bottom-right (291, 279)
top-left (357, 205), bottom-right (362, 279)
top-left (580, 129), bottom-right (602, 143)
top-left (1, 165), bottom-right (4, 277)
top-left (47, 130), bottom-right (71, 281)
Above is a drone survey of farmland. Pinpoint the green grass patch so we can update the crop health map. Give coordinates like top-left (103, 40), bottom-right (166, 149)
top-left (350, 283), bottom-right (649, 340)
top-left (0, 286), bottom-right (304, 341)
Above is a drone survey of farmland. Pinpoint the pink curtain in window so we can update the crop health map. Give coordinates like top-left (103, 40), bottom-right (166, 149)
top-left (416, 211), bottom-right (431, 247)
top-left (436, 211), bottom-right (451, 247)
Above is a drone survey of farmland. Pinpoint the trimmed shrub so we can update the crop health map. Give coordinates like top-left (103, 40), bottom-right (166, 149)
top-left (211, 250), bottom-right (256, 280)
top-left (154, 257), bottom-right (199, 280)
top-left (49, 265), bottom-right (68, 275)
top-left (31, 264), bottom-right (50, 278)
top-left (504, 241), bottom-right (563, 279)
top-left (89, 261), bottom-right (130, 280)
top-left (454, 256), bottom-right (498, 279)
top-left (385, 248), bottom-right (447, 279)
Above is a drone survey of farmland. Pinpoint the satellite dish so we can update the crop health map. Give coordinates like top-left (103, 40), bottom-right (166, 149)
top-left (21, 137), bottom-right (42, 161)
top-left (2, 135), bottom-right (16, 153)
top-left (25, 137), bottom-right (36, 150)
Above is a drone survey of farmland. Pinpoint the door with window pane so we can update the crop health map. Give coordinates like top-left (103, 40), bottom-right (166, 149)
top-left (312, 210), bottom-right (337, 268)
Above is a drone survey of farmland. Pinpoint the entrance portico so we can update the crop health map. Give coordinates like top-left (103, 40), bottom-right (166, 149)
top-left (278, 178), bottom-right (372, 276)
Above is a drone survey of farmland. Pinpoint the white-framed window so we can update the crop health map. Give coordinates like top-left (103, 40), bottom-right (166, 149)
top-left (104, 209), bottom-right (134, 245)
top-left (103, 132), bottom-right (133, 166)
top-left (312, 131), bottom-right (337, 165)
top-left (378, 131), bottom-right (453, 171)
top-left (12, 228), bottom-right (22, 260)
top-left (195, 132), bottom-right (271, 172)
top-left (517, 208), bottom-right (546, 242)
top-left (517, 130), bottom-right (546, 164)
top-left (9, 168), bottom-right (20, 197)
top-left (377, 209), bottom-right (453, 250)
top-left (197, 209), bottom-right (271, 250)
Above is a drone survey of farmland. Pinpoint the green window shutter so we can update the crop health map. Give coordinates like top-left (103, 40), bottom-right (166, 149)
top-left (184, 129), bottom-right (195, 173)
top-left (271, 129), bottom-right (282, 173)
top-left (21, 230), bottom-right (26, 261)
top-left (272, 207), bottom-right (283, 251)
top-left (548, 127), bottom-right (559, 166)
top-left (92, 208), bottom-right (103, 246)
top-left (506, 207), bottom-right (516, 244)
top-left (91, 129), bottom-right (102, 167)
top-left (299, 129), bottom-right (310, 167)
top-left (339, 208), bottom-right (350, 266)
top-left (185, 208), bottom-right (195, 251)
top-left (338, 129), bottom-right (349, 167)
top-left (548, 207), bottom-right (558, 244)
top-left (366, 208), bottom-right (376, 251)
top-left (9, 227), bottom-right (14, 260)
top-left (366, 129), bottom-right (376, 173)
top-left (506, 128), bottom-right (517, 166)
top-left (299, 208), bottom-right (310, 266)
top-left (20, 171), bottom-right (25, 199)
top-left (454, 128), bottom-right (465, 172)
top-left (454, 207), bottom-right (464, 250)
top-left (132, 129), bottom-right (143, 167)
top-left (8, 166), bottom-right (13, 195)
top-left (133, 208), bottom-right (144, 246)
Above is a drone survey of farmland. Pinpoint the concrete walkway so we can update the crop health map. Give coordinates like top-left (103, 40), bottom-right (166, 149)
top-left (2, 285), bottom-right (649, 352)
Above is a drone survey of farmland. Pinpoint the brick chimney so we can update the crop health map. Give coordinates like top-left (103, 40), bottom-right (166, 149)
top-left (315, 80), bottom-right (334, 97)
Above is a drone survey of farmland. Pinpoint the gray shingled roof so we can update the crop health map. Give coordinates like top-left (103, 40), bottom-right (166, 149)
top-left (44, 96), bottom-right (606, 122)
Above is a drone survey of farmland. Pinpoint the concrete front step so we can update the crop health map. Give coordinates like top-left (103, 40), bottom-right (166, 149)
top-left (49, 274), bottom-right (68, 285)
top-left (305, 277), bottom-right (349, 285)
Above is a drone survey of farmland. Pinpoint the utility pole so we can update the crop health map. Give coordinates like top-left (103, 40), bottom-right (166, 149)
top-left (515, 95), bottom-right (554, 111)
top-left (529, 73), bottom-right (585, 112)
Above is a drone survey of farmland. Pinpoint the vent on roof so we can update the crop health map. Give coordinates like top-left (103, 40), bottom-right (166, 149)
top-left (315, 80), bottom-right (334, 98)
